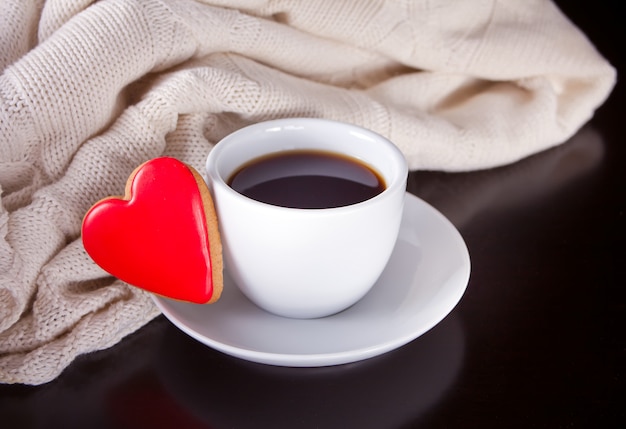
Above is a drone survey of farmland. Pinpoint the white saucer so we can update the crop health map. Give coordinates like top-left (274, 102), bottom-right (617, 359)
top-left (152, 193), bottom-right (470, 367)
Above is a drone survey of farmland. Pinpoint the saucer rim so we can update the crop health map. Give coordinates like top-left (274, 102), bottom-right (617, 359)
top-left (152, 192), bottom-right (470, 367)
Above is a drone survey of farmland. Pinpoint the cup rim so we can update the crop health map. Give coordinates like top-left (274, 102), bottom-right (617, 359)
top-left (205, 118), bottom-right (408, 213)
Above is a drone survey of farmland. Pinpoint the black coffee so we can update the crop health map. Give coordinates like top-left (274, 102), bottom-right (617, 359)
top-left (228, 150), bottom-right (385, 208)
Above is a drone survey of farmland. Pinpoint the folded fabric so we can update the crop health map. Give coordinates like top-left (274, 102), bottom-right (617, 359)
top-left (0, 0), bottom-right (615, 384)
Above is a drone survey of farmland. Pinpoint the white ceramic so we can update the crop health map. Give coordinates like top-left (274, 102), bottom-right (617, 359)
top-left (205, 118), bottom-right (408, 318)
top-left (153, 193), bottom-right (470, 366)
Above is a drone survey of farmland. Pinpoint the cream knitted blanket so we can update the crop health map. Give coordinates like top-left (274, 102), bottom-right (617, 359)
top-left (0, 0), bottom-right (615, 385)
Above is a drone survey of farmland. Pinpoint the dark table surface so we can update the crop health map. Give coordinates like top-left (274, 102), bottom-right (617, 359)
top-left (1, 1), bottom-right (624, 428)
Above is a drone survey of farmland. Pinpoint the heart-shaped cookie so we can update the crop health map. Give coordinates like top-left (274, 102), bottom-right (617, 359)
top-left (82, 157), bottom-right (223, 304)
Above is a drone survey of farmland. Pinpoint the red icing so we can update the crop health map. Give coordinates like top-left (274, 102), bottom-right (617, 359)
top-left (82, 157), bottom-right (216, 303)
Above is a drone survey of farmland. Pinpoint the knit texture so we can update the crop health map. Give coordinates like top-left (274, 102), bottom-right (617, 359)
top-left (0, 0), bottom-right (615, 384)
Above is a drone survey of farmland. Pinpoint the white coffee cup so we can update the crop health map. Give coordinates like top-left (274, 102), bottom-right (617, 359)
top-left (205, 118), bottom-right (408, 318)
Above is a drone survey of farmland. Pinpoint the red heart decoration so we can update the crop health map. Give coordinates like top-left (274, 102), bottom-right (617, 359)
top-left (82, 157), bottom-right (223, 304)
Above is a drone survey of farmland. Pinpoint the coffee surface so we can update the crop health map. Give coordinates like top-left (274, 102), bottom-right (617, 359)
top-left (228, 150), bottom-right (385, 208)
